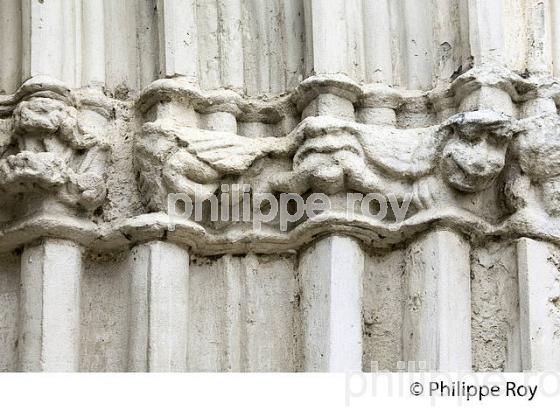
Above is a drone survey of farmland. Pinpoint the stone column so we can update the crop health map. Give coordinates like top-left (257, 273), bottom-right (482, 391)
top-left (0, 0), bottom-right (21, 94)
top-left (402, 229), bottom-right (472, 371)
top-left (128, 241), bottom-right (190, 372)
top-left (553, 0), bottom-right (560, 77)
top-left (297, 2), bottom-right (367, 373)
top-left (401, 0), bottom-right (434, 89)
top-left (468, 0), bottom-right (505, 65)
top-left (157, 0), bottom-right (198, 81)
top-left (21, 0), bottom-right (80, 86)
top-left (216, 0), bottom-right (244, 89)
top-left (362, 0), bottom-right (393, 84)
top-left (19, 239), bottom-right (83, 372)
top-left (299, 236), bottom-right (365, 372)
top-left (517, 238), bottom-right (560, 371)
top-left (81, 0), bottom-right (105, 87)
top-left (304, 0), bottom-right (347, 75)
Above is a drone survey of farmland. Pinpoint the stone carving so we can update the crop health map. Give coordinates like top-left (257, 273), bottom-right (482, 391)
top-left (0, 77), bottom-right (110, 214)
top-left (135, 106), bottom-right (519, 220)
top-left (271, 110), bottom-right (518, 210)
top-left (135, 119), bottom-right (301, 210)
top-left (504, 113), bottom-right (560, 218)
top-left (0, 69), bottom-right (548, 250)
top-left (2, 0), bottom-right (560, 376)
top-left (125, 65), bottom-right (560, 250)
top-left (134, 77), bottom-right (300, 211)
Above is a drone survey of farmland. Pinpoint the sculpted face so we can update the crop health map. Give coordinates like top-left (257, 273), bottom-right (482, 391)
top-left (441, 111), bottom-right (517, 193)
top-left (14, 98), bottom-right (73, 135)
top-left (442, 133), bottom-right (508, 192)
top-left (293, 131), bottom-right (365, 194)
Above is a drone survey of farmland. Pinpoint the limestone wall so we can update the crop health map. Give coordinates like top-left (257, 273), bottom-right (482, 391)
top-left (1, 0), bottom-right (560, 372)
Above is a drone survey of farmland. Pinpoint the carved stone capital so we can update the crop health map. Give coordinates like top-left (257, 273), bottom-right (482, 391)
top-left (0, 77), bottom-right (111, 216)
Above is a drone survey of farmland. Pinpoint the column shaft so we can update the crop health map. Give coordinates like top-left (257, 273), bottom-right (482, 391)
top-left (299, 236), bottom-right (364, 372)
top-left (403, 229), bottom-right (472, 371)
top-left (517, 238), bottom-right (560, 371)
top-left (19, 239), bottom-right (82, 372)
top-left (128, 241), bottom-right (190, 372)
top-left (157, 0), bottom-right (198, 81)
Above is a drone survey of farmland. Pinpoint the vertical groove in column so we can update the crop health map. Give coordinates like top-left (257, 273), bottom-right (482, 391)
top-left (299, 236), bottom-right (364, 372)
top-left (137, 0), bottom-right (159, 89)
top-left (127, 246), bottom-right (150, 371)
top-left (148, 241), bottom-right (189, 371)
top-left (128, 241), bottom-right (189, 372)
top-left (344, 0), bottom-right (365, 81)
top-left (501, 0), bottom-right (526, 71)
top-left (517, 238), bottom-right (560, 371)
top-left (157, 0), bottom-right (198, 82)
top-left (0, 0), bottom-right (22, 94)
top-left (222, 255), bottom-right (244, 371)
top-left (431, 0), bottom-right (466, 84)
top-left (526, 0), bottom-right (552, 73)
top-left (457, 0), bottom-right (471, 71)
top-left (403, 229), bottom-right (472, 371)
top-left (279, 0), bottom-right (305, 90)
top-left (186, 255), bottom-right (224, 371)
top-left (241, 0), bottom-right (272, 93)
top-left (239, 254), bottom-right (259, 371)
top-left (266, 0), bottom-right (285, 93)
top-left (302, 0), bottom-right (314, 77)
top-left (19, 240), bottom-right (82, 372)
top-left (104, 0), bottom-right (140, 92)
top-left (197, 0), bottom-right (220, 90)
top-left (65, 0), bottom-right (81, 87)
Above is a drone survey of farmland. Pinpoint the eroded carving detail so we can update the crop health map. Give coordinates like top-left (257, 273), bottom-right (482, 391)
top-left (0, 66), bottom-right (555, 252)
top-left (135, 119), bottom-right (300, 210)
top-left (271, 110), bottom-right (518, 210)
top-left (505, 114), bottom-right (560, 217)
top-left (0, 77), bottom-right (111, 215)
top-left (133, 69), bottom-right (560, 241)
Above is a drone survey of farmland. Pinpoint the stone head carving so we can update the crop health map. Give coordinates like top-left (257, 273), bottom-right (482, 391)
top-left (14, 97), bottom-right (76, 139)
top-left (0, 77), bottom-right (111, 215)
top-left (440, 110), bottom-right (518, 193)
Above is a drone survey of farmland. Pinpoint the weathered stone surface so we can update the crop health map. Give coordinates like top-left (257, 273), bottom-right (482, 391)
top-left (471, 241), bottom-right (521, 371)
